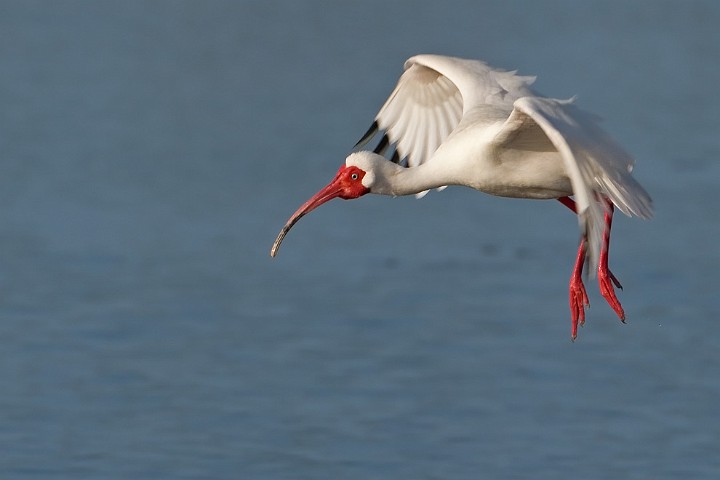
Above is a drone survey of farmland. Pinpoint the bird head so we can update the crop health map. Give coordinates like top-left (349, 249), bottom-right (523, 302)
top-left (270, 159), bottom-right (371, 257)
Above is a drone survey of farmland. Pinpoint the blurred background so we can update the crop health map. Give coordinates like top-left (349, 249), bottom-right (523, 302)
top-left (0, 1), bottom-right (718, 478)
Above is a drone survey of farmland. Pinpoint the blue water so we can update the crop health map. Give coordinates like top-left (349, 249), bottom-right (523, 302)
top-left (1, 1), bottom-right (718, 478)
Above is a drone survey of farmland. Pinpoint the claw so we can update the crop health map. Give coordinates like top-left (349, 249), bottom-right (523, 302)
top-left (567, 233), bottom-right (588, 340)
top-left (607, 270), bottom-right (623, 290)
top-left (569, 276), bottom-right (589, 340)
top-left (599, 267), bottom-right (625, 322)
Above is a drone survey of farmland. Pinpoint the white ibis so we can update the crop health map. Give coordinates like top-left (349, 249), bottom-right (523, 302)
top-left (271, 54), bottom-right (653, 339)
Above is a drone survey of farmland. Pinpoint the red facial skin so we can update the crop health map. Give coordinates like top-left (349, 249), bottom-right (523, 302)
top-left (270, 165), bottom-right (369, 257)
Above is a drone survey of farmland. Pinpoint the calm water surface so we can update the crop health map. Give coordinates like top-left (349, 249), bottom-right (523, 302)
top-left (0, 1), bottom-right (718, 479)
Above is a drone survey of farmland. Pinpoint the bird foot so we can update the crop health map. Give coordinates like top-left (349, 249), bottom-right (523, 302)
top-left (569, 275), bottom-right (589, 341)
top-left (598, 267), bottom-right (625, 322)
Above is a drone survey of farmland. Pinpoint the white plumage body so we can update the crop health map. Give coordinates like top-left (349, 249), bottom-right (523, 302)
top-left (349, 54), bottom-right (652, 270)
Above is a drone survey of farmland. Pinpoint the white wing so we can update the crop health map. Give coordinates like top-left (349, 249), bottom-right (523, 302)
top-left (494, 96), bottom-right (653, 269)
top-left (378, 63), bottom-right (462, 171)
top-left (356, 54), bottom-right (536, 197)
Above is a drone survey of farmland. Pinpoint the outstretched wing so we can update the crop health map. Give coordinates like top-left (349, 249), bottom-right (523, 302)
top-left (356, 54), bottom-right (536, 197)
top-left (355, 62), bottom-right (463, 174)
top-left (494, 96), bottom-right (653, 269)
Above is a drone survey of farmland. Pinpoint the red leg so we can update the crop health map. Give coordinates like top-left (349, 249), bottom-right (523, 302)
top-left (598, 201), bottom-right (625, 322)
top-left (559, 196), bottom-right (589, 339)
top-left (558, 196), bottom-right (624, 339)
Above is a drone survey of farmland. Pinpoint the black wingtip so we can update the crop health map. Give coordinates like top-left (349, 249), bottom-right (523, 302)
top-left (354, 121), bottom-right (379, 149)
top-left (373, 134), bottom-right (390, 155)
top-left (390, 149), bottom-right (402, 165)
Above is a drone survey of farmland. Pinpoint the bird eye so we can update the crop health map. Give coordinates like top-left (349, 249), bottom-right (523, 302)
top-left (350, 173), bottom-right (359, 180)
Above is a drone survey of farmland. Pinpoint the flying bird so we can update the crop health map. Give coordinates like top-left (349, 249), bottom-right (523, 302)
top-left (270, 54), bottom-right (653, 339)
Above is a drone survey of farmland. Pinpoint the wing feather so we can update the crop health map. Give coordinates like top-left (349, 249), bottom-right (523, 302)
top-left (495, 96), bottom-right (653, 269)
top-left (374, 62), bottom-right (463, 169)
top-left (356, 55), bottom-right (531, 163)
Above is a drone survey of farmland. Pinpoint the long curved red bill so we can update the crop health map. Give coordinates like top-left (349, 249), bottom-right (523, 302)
top-left (270, 176), bottom-right (345, 257)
